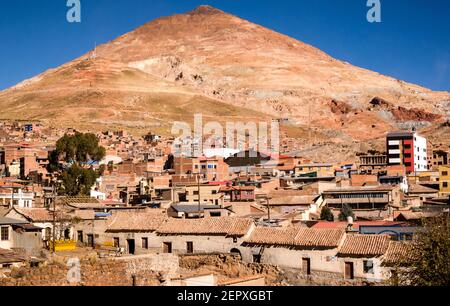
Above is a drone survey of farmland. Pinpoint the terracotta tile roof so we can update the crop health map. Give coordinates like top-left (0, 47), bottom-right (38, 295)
top-left (338, 235), bottom-right (391, 257)
top-left (107, 209), bottom-right (167, 232)
top-left (295, 228), bottom-right (345, 248)
top-left (63, 197), bottom-right (104, 208)
top-left (13, 207), bottom-right (67, 222)
top-left (157, 217), bottom-right (253, 237)
top-left (382, 241), bottom-right (414, 266)
top-left (245, 227), bottom-right (299, 246)
top-left (245, 227), bottom-right (345, 248)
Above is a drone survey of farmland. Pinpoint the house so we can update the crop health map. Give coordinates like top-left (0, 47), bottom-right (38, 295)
top-left (105, 209), bottom-right (168, 255)
top-left (337, 234), bottom-right (391, 282)
top-left (156, 217), bottom-right (254, 260)
top-left (407, 184), bottom-right (439, 202)
top-left (4, 207), bottom-right (72, 246)
top-left (0, 216), bottom-right (42, 255)
top-left (244, 227), bottom-right (346, 279)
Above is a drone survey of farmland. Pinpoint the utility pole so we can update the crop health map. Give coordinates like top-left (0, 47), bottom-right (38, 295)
top-left (267, 197), bottom-right (271, 224)
top-left (52, 182), bottom-right (56, 254)
top-left (197, 173), bottom-right (201, 218)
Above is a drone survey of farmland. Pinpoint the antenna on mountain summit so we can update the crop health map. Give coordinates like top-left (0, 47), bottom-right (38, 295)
top-left (89, 42), bottom-right (97, 60)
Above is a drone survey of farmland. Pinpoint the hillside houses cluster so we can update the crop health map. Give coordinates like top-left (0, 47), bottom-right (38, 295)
top-left (0, 122), bottom-right (449, 284)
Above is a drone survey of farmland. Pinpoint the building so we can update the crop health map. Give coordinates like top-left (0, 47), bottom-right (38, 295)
top-left (386, 131), bottom-right (428, 173)
top-left (358, 154), bottom-right (387, 173)
top-left (0, 183), bottom-right (34, 208)
top-left (439, 166), bottom-right (450, 196)
top-left (156, 217), bottom-right (254, 260)
top-left (295, 163), bottom-right (334, 177)
top-left (173, 156), bottom-right (230, 183)
top-left (220, 186), bottom-right (256, 202)
top-left (322, 186), bottom-right (401, 220)
top-left (0, 217), bottom-right (42, 255)
top-left (181, 184), bottom-right (224, 206)
top-left (429, 150), bottom-right (449, 170)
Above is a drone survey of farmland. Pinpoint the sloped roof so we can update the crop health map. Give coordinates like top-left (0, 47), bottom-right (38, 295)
top-left (244, 227), bottom-right (299, 246)
top-left (295, 228), bottom-right (345, 248)
top-left (408, 184), bottom-right (439, 194)
top-left (338, 235), bottom-right (391, 257)
top-left (107, 209), bottom-right (168, 232)
top-left (157, 217), bottom-right (253, 237)
top-left (245, 227), bottom-right (345, 248)
top-left (382, 241), bottom-right (414, 266)
top-left (13, 207), bottom-right (67, 222)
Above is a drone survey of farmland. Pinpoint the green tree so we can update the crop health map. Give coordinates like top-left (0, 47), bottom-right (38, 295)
top-left (338, 204), bottom-right (355, 221)
top-left (390, 214), bottom-right (450, 286)
top-left (50, 132), bottom-right (106, 167)
top-left (320, 206), bottom-right (334, 221)
top-left (48, 133), bottom-right (106, 196)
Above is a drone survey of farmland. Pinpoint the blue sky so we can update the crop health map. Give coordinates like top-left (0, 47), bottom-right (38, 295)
top-left (0, 0), bottom-right (449, 91)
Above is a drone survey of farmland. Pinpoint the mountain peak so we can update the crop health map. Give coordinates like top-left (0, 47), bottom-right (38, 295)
top-left (189, 5), bottom-right (224, 15)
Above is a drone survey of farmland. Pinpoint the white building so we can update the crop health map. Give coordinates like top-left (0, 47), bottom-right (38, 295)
top-left (0, 187), bottom-right (34, 208)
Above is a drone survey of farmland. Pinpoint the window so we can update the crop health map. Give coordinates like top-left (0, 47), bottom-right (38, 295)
top-left (186, 242), bottom-right (193, 254)
top-left (142, 238), bottom-right (148, 249)
top-left (1, 227), bottom-right (9, 241)
top-left (363, 260), bottom-right (374, 274)
top-left (443, 182), bottom-right (448, 188)
top-left (114, 237), bottom-right (120, 248)
top-left (443, 171), bottom-right (448, 176)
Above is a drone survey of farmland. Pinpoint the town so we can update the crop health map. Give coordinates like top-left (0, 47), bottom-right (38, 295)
top-left (0, 120), bottom-right (448, 286)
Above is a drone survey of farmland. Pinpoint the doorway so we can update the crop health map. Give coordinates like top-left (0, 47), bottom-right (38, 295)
top-left (87, 234), bottom-right (94, 248)
top-left (345, 262), bottom-right (354, 279)
top-left (127, 239), bottom-right (136, 255)
top-left (302, 258), bottom-right (311, 275)
top-left (163, 242), bottom-right (172, 254)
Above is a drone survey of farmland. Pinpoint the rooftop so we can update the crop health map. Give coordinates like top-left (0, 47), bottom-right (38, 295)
top-left (245, 227), bottom-right (345, 248)
top-left (107, 209), bottom-right (167, 232)
top-left (338, 235), bottom-right (391, 257)
top-left (157, 217), bottom-right (253, 237)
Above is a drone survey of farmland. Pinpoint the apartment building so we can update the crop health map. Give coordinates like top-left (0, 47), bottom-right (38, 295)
top-left (386, 131), bottom-right (428, 173)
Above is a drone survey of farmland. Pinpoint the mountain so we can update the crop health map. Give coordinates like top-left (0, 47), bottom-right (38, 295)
top-left (1, 5), bottom-right (449, 160)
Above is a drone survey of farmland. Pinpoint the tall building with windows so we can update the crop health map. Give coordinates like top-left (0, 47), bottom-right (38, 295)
top-left (386, 131), bottom-right (428, 173)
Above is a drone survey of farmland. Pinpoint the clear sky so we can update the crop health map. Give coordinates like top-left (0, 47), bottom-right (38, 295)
top-left (0, 0), bottom-right (449, 91)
